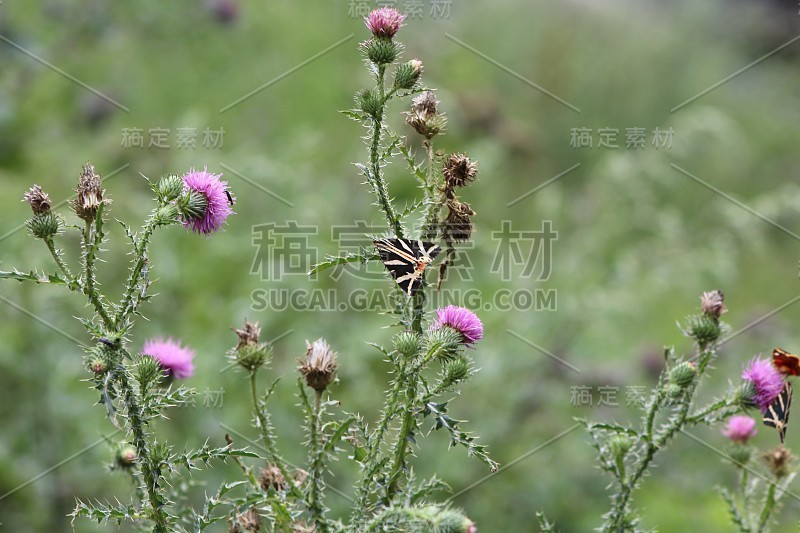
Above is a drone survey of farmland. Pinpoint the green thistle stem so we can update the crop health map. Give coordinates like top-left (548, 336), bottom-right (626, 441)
top-left (307, 390), bottom-right (328, 532)
top-left (43, 237), bottom-right (76, 288)
top-left (421, 139), bottom-right (442, 241)
top-left (82, 219), bottom-right (114, 329)
top-left (115, 215), bottom-right (157, 328)
top-left (757, 482), bottom-right (776, 532)
top-left (117, 367), bottom-right (169, 532)
top-left (384, 370), bottom-right (419, 502)
top-left (248, 371), bottom-right (304, 501)
top-left (367, 66), bottom-right (403, 238)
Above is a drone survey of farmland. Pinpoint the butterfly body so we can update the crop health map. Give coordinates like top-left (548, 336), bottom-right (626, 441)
top-left (374, 238), bottom-right (440, 297)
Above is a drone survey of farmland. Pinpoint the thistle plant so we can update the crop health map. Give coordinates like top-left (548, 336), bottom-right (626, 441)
top-left (1, 8), bottom-right (491, 532)
top-left (537, 290), bottom-right (800, 532)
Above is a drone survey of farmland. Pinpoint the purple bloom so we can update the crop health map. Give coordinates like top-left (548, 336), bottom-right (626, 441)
top-left (433, 305), bottom-right (484, 346)
top-left (742, 357), bottom-right (784, 412)
top-left (722, 415), bottom-right (757, 443)
top-left (181, 168), bottom-right (233, 235)
top-left (143, 338), bottom-right (195, 379)
top-left (365, 7), bottom-right (405, 38)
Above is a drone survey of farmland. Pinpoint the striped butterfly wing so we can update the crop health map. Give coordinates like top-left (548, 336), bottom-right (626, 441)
top-left (374, 238), bottom-right (440, 297)
top-left (763, 381), bottom-right (793, 443)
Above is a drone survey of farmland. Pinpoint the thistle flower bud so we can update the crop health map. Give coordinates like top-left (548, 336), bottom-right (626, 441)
top-left (88, 357), bottom-right (109, 375)
top-left (25, 211), bottom-right (64, 240)
top-left (665, 383), bottom-right (683, 399)
top-left (72, 162), bottom-right (107, 222)
top-left (726, 443), bottom-right (752, 466)
top-left (393, 330), bottom-right (421, 358)
top-left (700, 289), bottom-right (726, 320)
top-left (298, 338), bottom-right (338, 392)
top-left (762, 445), bottom-right (793, 479)
top-left (435, 509), bottom-right (477, 533)
top-left (22, 185), bottom-right (52, 215)
top-left (114, 443), bottom-right (137, 469)
top-left (443, 153), bottom-right (478, 190)
top-left (608, 435), bottom-right (633, 460)
top-left (361, 37), bottom-right (402, 66)
top-left (393, 59), bottom-right (423, 90)
top-left (357, 88), bottom-right (384, 119)
top-left (668, 361), bottom-right (697, 388)
top-left (156, 174), bottom-right (184, 202)
top-left (422, 326), bottom-right (463, 361)
top-left (440, 356), bottom-right (471, 388)
top-left (230, 320), bottom-right (271, 372)
top-left (445, 200), bottom-right (476, 242)
top-left (405, 91), bottom-right (446, 138)
top-left (258, 465), bottom-right (286, 492)
top-left (682, 313), bottom-right (722, 346)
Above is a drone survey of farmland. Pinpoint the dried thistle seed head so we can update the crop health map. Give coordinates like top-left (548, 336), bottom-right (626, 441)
top-left (405, 91), bottom-right (446, 138)
top-left (230, 320), bottom-right (271, 372)
top-left (233, 320), bottom-right (261, 349)
top-left (445, 200), bottom-right (476, 242)
top-left (72, 162), bottom-right (107, 222)
top-left (700, 289), bottom-right (726, 319)
top-left (22, 185), bottom-right (52, 215)
top-left (229, 508), bottom-right (261, 533)
top-left (443, 153), bottom-right (478, 189)
top-left (762, 445), bottom-right (793, 478)
top-left (258, 465), bottom-right (286, 492)
top-left (298, 338), bottom-right (338, 392)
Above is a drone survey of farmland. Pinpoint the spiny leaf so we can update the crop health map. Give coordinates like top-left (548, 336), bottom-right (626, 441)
top-left (308, 250), bottom-right (377, 276)
top-left (0, 268), bottom-right (71, 285)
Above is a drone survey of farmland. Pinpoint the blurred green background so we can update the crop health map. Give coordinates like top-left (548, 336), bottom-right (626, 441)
top-left (2, 0), bottom-right (800, 531)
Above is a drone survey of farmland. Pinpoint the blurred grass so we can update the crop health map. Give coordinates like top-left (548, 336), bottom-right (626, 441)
top-left (1, 0), bottom-right (800, 531)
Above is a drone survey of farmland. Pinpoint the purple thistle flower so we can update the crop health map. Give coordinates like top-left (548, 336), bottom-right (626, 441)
top-left (181, 168), bottom-right (233, 235)
top-left (742, 357), bottom-right (784, 412)
top-left (143, 337), bottom-right (195, 379)
top-left (722, 415), bottom-right (757, 443)
top-left (433, 305), bottom-right (484, 346)
top-left (365, 7), bottom-right (405, 38)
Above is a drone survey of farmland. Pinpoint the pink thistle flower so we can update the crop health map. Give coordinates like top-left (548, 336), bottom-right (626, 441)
top-left (722, 415), bottom-right (757, 443)
top-left (181, 168), bottom-right (233, 235)
top-left (433, 305), bottom-right (484, 346)
top-left (143, 338), bottom-right (195, 379)
top-left (365, 7), bottom-right (405, 38)
top-left (742, 357), bottom-right (784, 412)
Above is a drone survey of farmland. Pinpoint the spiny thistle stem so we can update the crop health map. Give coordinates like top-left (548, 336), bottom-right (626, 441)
top-left (248, 371), bottom-right (303, 501)
top-left (352, 361), bottom-right (406, 524)
top-left (384, 371), bottom-right (419, 502)
top-left (307, 390), bottom-right (328, 531)
top-left (43, 237), bottom-right (76, 286)
top-left (757, 482), bottom-right (777, 532)
top-left (82, 218), bottom-right (114, 329)
top-left (116, 366), bottom-right (169, 532)
top-left (421, 140), bottom-right (442, 241)
top-left (115, 215), bottom-right (158, 328)
top-left (368, 66), bottom-right (403, 238)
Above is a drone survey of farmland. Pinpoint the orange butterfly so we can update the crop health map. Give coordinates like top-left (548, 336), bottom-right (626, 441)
top-left (773, 347), bottom-right (800, 376)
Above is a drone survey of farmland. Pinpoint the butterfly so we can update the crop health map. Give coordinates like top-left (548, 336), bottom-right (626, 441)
top-left (764, 381), bottom-right (793, 443)
top-left (773, 347), bottom-right (800, 376)
top-left (374, 238), bottom-right (440, 297)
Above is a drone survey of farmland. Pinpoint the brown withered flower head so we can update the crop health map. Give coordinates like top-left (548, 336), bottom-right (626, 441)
top-left (700, 290), bottom-right (726, 320)
top-left (258, 464), bottom-right (286, 492)
top-left (762, 445), bottom-right (793, 479)
top-left (445, 199), bottom-right (476, 242)
top-left (298, 338), bottom-right (338, 392)
top-left (232, 320), bottom-right (261, 349)
top-left (229, 508), bottom-right (260, 533)
top-left (405, 91), bottom-right (446, 139)
top-left (443, 153), bottom-right (478, 190)
top-left (22, 185), bottom-right (52, 215)
top-left (72, 162), bottom-right (107, 222)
